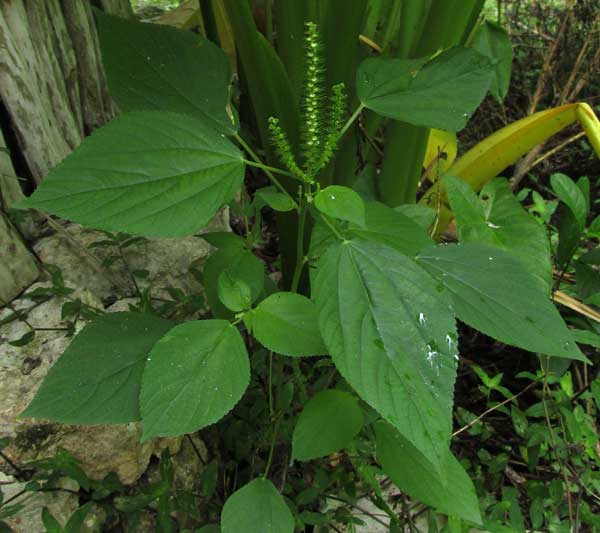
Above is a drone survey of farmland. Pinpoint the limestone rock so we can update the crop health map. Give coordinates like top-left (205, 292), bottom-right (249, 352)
top-left (0, 474), bottom-right (79, 533)
top-left (32, 207), bottom-right (229, 300)
top-left (0, 285), bottom-right (178, 485)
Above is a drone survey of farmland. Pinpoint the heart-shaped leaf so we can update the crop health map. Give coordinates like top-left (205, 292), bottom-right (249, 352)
top-left (292, 390), bottom-right (363, 461)
top-left (19, 112), bottom-right (244, 238)
top-left (221, 478), bottom-right (294, 533)
top-left (140, 319), bottom-right (250, 440)
top-left (246, 292), bottom-right (326, 356)
top-left (21, 312), bottom-right (173, 424)
top-left (357, 47), bottom-right (492, 131)
top-left (96, 10), bottom-right (236, 134)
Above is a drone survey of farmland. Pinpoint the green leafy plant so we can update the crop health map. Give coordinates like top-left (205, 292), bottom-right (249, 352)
top-left (13, 2), bottom-right (600, 529)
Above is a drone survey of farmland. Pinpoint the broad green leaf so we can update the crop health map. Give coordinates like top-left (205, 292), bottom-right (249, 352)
top-left (292, 390), bottom-right (363, 461)
top-left (395, 204), bottom-right (437, 231)
top-left (314, 186), bottom-right (366, 227)
top-left (246, 292), bottom-right (326, 356)
top-left (350, 201), bottom-right (435, 256)
top-left (18, 112), bottom-right (244, 238)
top-left (417, 243), bottom-right (587, 361)
top-left (221, 478), bottom-right (294, 533)
top-left (21, 313), bottom-right (173, 424)
top-left (376, 421), bottom-right (482, 525)
top-left (140, 320), bottom-right (249, 440)
top-left (95, 11), bottom-right (236, 134)
top-left (203, 239), bottom-right (264, 318)
top-left (472, 20), bottom-right (513, 103)
top-left (314, 239), bottom-right (458, 472)
top-left (551, 173), bottom-right (588, 228)
top-left (444, 176), bottom-right (552, 292)
top-left (255, 186), bottom-right (296, 212)
top-left (357, 47), bottom-right (491, 131)
top-left (309, 201), bottom-right (434, 258)
top-left (201, 231), bottom-right (245, 250)
top-left (218, 272), bottom-right (252, 312)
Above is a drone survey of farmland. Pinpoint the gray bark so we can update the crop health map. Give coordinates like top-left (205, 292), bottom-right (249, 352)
top-left (97, 0), bottom-right (134, 19)
top-left (0, 129), bottom-right (23, 208)
top-left (0, 0), bottom-right (131, 184)
top-left (0, 131), bottom-right (38, 303)
top-left (0, 0), bottom-right (131, 303)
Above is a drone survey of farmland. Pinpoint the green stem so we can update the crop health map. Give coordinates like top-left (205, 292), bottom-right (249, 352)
top-left (381, 0), bottom-right (402, 51)
top-left (234, 134), bottom-right (300, 209)
top-left (290, 198), bottom-right (308, 293)
top-left (337, 104), bottom-right (365, 142)
top-left (320, 213), bottom-right (346, 241)
top-left (268, 351), bottom-right (274, 418)
top-left (263, 416), bottom-right (281, 479)
top-left (243, 160), bottom-right (296, 179)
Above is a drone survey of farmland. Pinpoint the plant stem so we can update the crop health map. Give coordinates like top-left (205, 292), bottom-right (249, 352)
top-left (337, 104), bottom-right (365, 141)
top-left (290, 197), bottom-right (308, 293)
top-left (263, 415), bottom-right (281, 479)
top-left (243, 160), bottom-right (296, 179)
top-left (233, 134), bottom-right (299, 210)
top-left (268, 351), bottom-right (274, 418)
top-left (320, 213), bottom-right (345, 241)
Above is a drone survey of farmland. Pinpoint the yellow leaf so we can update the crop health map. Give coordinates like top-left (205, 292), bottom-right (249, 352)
top-left (420, 102), bottom-right (600, 234)
top-left (423, 129), bottom-right (457, 180)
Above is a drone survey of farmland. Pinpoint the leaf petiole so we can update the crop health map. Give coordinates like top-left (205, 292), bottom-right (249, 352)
top-left (337, 103), bottom-right (365, 141)
top-left (234, 134), bottom-right (299, 211)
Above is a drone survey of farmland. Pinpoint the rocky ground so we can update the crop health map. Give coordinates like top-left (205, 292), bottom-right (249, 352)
top-left (0, 209), bottom-right (228, 531)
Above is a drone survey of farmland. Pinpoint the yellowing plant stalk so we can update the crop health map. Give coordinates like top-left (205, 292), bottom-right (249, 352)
top-left (420, 102), bottom-right (600, 234)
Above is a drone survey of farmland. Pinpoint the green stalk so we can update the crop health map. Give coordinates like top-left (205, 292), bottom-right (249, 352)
top-left (290, 196), bottom-right (308, 293)
top-left (320, 0), bottom-right (368, 92)
top-left (338, 104), bottom-right (365, 141)
top-left (273, 0), bottom-right (318, 105)
top-left (234, 134), bottom-right (299, 210)
top-left (224, 3), bottom-right (303, 285)
top-left (380, 0), bottom-right (402, 52)
top-left (224, 1), bottom-right (300, 156)
top-left (378, 124), bottom-right (430, 205)
top-left (378, 0), bottom-right (485, 206)
top-left (243, 160), bottom-right (296, 180)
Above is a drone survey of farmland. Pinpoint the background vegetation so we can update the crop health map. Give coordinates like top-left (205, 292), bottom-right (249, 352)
top-left (1, 0), bottom-right (599, 532)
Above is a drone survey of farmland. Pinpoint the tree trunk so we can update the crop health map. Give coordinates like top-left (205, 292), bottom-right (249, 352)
top-left (0, 0), bottom-right (131, 302)
top-left (0, 0), bottom-right (131, 185)
top-left (0, 130), bottom-right (38, 303)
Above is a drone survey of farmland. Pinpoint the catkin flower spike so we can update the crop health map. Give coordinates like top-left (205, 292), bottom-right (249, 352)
top-left (268, 24), bottom-right (347, 183)
top-left (301, 21), bottom-right (326, 176)
top-left (313, 82), bottom-right (347, 174)
top-left (268, 117), bottom-right (308, 182)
